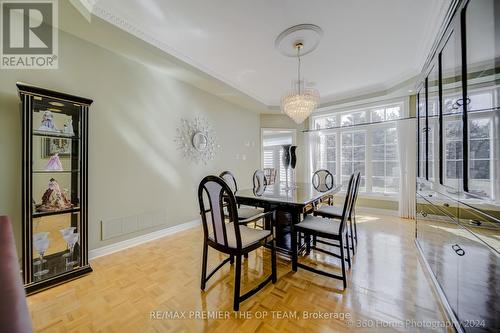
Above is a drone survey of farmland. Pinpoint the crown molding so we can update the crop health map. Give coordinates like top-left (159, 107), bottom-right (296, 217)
top-left (73, 1), bottom-right (445, 112)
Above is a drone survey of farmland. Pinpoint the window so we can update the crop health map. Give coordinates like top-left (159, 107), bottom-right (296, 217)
top-left (311, 101), bottom-right (404, 196)
top-left (341, 111), bottom-right (367, 126)
top-left (371, 106), bottom-right (401, 122)
top-left (341, 131), bottom-right (366, 190)
top-left (372, 127), bottom-right (399, 193)
top-left (317, 133), bottom-right (337, 179)
top-left (314, 116), bottom-right (336, 130)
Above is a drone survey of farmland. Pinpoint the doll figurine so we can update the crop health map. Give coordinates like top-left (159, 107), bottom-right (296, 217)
top-left (44, 153), bottom-right (63, 171)
top-left (38, 110), bottom-right (58, 132)
top-left (63, 119), bottom-right (75, 136)
top-left (37, 178), bottom-right (73, 212)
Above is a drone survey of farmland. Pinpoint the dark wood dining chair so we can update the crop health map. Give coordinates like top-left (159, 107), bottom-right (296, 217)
top-left (220, 171), bottom-right (265, 222)
top-left (291, 173), bottom-right (358, 289)
top-left (314, 171), bottom-right (360, 253)
top-left (252, 169), bottom-right (268, 188)
top-left (312, 169), bottom-right (335, 205)
top-left (263, 168), bottom-right (277, 185)
top-left (198, 175), bottom-right (277, 311)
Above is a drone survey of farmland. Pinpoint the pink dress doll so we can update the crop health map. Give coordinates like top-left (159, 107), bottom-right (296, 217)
top-left (45, 153), bottom-right (63, 171)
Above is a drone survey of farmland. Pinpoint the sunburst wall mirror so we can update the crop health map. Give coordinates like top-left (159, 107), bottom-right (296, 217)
top-left (175, 116), bottom-right (218, 164)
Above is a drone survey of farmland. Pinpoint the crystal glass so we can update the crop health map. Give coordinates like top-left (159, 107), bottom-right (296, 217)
top-left (63, 232), bottom-right (79, 269)
top-left (33, 232), bottom-right (49, 266)
top-left (59, 227), bottom-right (76, 258)
top-left (33, 238), bottom-right (50, 277)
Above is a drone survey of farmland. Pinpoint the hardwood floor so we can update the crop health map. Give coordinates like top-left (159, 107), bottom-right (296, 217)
top-left (27, 214), bottom-right (453, 333)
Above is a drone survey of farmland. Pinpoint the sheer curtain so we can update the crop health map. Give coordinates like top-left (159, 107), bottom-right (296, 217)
top-left (397, 119), bottom-right (417, 218)
top-left (306, 131), bottom-right (320, 181)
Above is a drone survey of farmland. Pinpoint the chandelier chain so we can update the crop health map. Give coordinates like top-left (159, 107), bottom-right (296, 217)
top-left (280, 41), bottom-right (319, 124)
top-left (297, 46), bottom-right (301, 94)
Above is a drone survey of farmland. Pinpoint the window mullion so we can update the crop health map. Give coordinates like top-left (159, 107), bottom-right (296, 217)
top-left (366, 128), bottom-right (373, 193)
top-left (336, 130), bottom-right (341, 186)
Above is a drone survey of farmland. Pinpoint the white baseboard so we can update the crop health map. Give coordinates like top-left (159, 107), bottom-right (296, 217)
top-left (89, 219), bottom-right (200, 260)
top-left (356, 206), bottom-right (400, 217)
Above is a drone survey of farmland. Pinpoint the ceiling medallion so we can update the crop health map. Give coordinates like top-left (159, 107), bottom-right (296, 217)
top-left (275, 24), bottom-right (322, 124)
top-left (175, 116), bottom-right (218, 164)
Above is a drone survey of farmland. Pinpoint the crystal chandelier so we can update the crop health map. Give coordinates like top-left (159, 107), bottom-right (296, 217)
top-left (281, 43), bottom-right (320, 124)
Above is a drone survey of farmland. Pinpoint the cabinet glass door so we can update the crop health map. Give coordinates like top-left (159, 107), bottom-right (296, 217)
top-left (417, 87), bottom-right (426, 179)
top-left (464, 0), bottom-right (500, 112)
top-left (441, 28), bottom-right (463, 195)
top-left (428, 63), bottom-right (439, 182)
top-left (416, 195), bottom-right (459, 315)
top-left (464, 0), bottom-right (500, 203)
top-left (31, 97), bottom-right (82, 283)
top-left (455, 226), bottom-right (500, 332)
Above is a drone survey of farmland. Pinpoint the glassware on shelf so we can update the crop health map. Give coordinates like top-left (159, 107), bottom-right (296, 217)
top-left (63, 232), bottom-right (79, 269)
top-left (63, 119), bottom-right (75, 136)
top-left (33, 232), bottom-right (49, 266)
top-left (59, 227), bottom-right (76, 258)
top-left (33, 237), bottom-right (50, 277)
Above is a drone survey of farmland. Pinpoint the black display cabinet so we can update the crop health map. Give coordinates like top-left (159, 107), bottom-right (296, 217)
top-left (17, 82), bottom-right (93, 294)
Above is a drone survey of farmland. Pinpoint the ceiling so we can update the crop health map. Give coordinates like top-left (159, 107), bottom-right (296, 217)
top-left (84, 0), bottom-right (450, 108)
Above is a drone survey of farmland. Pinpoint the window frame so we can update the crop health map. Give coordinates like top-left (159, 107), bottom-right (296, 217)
top-left (309, 98), bottom-right (408, 199)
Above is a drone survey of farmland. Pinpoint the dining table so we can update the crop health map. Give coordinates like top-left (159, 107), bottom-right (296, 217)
top-left (235, 181), bottom-right (342, 256)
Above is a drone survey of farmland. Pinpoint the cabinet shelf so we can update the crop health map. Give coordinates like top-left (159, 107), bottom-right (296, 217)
top-left (32, 207), bottom-right (81, 218)
top-left (33, 131), bottom-right (79, 140)
top-left (33, 170), bottom-right (80, 174)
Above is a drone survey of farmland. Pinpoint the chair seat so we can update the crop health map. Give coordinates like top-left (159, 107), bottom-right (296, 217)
top-left (237, 207), bottom-right (264, 220)
top-left (315, 205), bottom-right (342, 218)
top-left (296, 215), bottom-right (341, 236)
top-left (208, 222), bottom-right (271, 249)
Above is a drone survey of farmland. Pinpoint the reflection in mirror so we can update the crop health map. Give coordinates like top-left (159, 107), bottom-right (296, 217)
top-left (417, 89), bottom-right (425, 178)
top-left (441, 29), bottom-right (463, 192)
top-left (465, 0), bottom-right (500, 207)
top-left (428, 64), bottom-right (439, 182)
